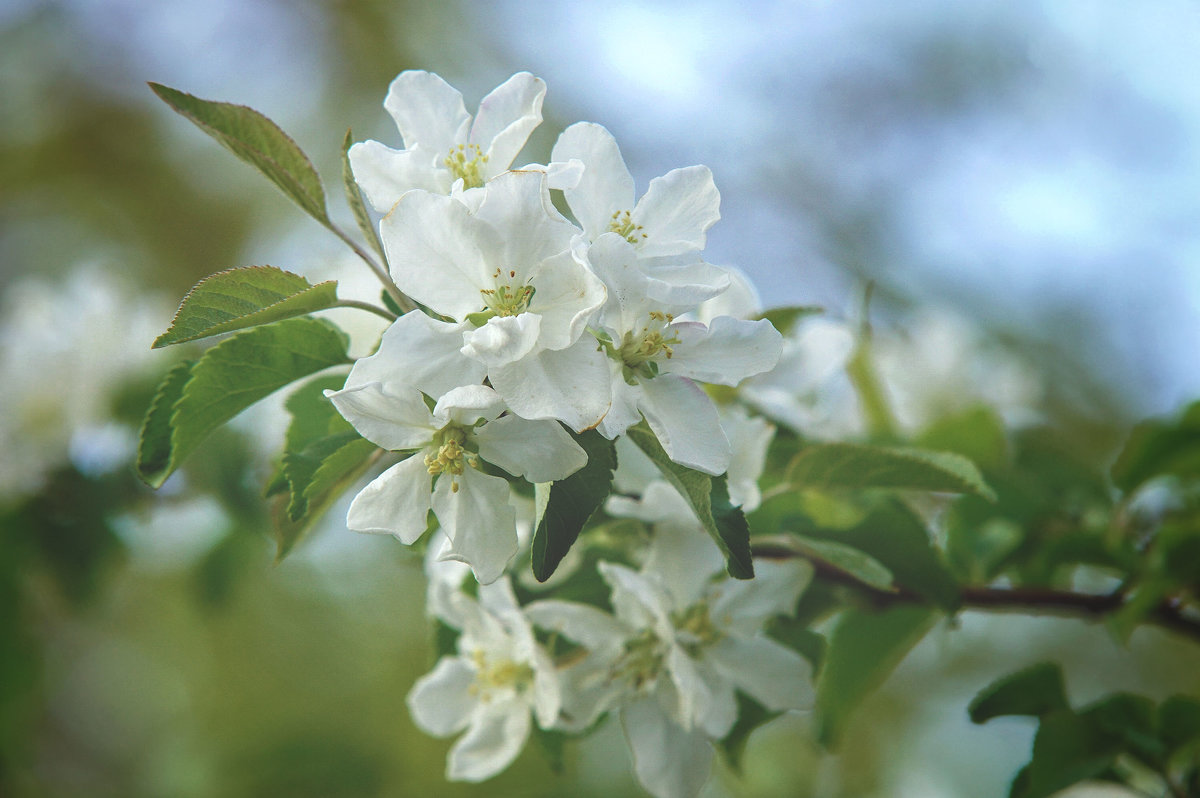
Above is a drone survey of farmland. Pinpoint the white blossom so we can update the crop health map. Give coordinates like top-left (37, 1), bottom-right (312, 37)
top-left (379, 170), bottom-right (611, 432)
top-left (587, 234), bottom-right (782, 474)
top-left (527, 513), bottom-right (813, 798)
top-left (552, 122), bottom-right (720, 259)
top-left (349, 71), bottom-right (546, 211)
top-left (407, 577), bottom-right (560, 782)
top-left (327, 382), bottom-right (586, 583)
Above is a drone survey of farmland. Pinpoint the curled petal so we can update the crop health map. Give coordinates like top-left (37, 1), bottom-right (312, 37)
top-left (433, 384), bottom-right (507, 427)
top-left (325, 383), bottom-right (433, 451)
top-left (460, 313), bottom-right (542, 368)
top-left (633, 165), bottom-right (720, 258)
top-left (487, 339), bottom-right (612, 433)
top-left (552, 122), bottom-right (636, 241)
top-left (470, 72), bottom-right (546, 175)
top-left (347, 141), bottom-right (446, 212)
top-left (346, 310), bottom-right (485, 399)
top-left (383, 70), bottom-right (470, 152)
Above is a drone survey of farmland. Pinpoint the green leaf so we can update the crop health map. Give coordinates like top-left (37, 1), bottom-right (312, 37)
top-left (1160, 695), bottom-right (1200, 757)
top-left (789, 443), bottom-right (997, 501)
top-left (531, 431), bottom-right (617, 582)
top-left (136, 359), bottom-right (196, 488)
top-left (827, 501), bottom-right (961, 611)
top-left (1111, 400), bottom-right (1200, 494)
top-left (1080, 693), bottom-right (1163, 767)
top-left (814, 605), bottom-right (935, 746)
top-left (626, 422), bottom-right (754, 580)
top-left (846, 332), bottom-right (897, 439)
top-left (969, 662), bottom-right (1069, 724)
top-left (916, 405), bottom-right (1009, 472)
top-left (149, 83), bottom-right (329, 225)
top-left (789, 535), bottom-right (894, 592)
top-left (342, 129), bottom-right (385, 260)
top-left (274, 436), bottom-right (377, 560)
top-left (153, 266), bottom-right (339, 348)
top-left (754, 305), bottom-right (823, 334)
top-left (1017, 710), bottom-right (1122, 798)
top-left (136, 317), bottom-right (350, 488)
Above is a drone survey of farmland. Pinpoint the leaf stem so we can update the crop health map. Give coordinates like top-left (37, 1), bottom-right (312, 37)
top-left (333, 299), bottom-right (397, 322)
top-left (329, 222), bottom-right (415, 314)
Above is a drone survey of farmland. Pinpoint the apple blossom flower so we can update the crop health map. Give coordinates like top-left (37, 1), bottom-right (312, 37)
top-left (407, 577), bottom-right (560, 782)
top-left (552, 122), bottom-right (721, 259)
top-left (326, 382), bottom-right (586, 583)
top-left (379, 170), bottom-right (611, 431)
top-left (526, 512), bottom-right (814, 798)
top-left (349, 71), bottom-right (546, 211)
top-left (587, 234), bottom-right (783, 474)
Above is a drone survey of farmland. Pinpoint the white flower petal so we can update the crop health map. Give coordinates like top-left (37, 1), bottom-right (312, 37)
top-left (597, 562), bottom-right (673, 636)
top-left (383, 70), bottom-right (470, 152)
top-left (666, 317), bottom-right (783, 387)
top-left (346, 310), bottom-right (486, 399)
top-left (641, 510), bottom-right (723, 610)
top-left (597, 367), bottom-right (643, 441)
top-left (552, 122), bottom-right (636, 241)
top-left (665, 645), bottom-right (711, 732)
top-left (720, 405), bottom-right (773, 512)
top-left (434, 468), bottom-right (518, 584)
top-left (380, 191), bottom-right (500, 320)
top-left (473, 170), bottom-right (578, 272)
top-left (639, 375), bottom-right (730, 476)
top-left (346, 454), bottom-right (431, 543)
top-left (621, 697), bottom-right (713, 798)
top-left (474, 415), bottom-right (586, 483)
top-left (446, 698), bottom-right (530, 782)
top-left (693, 663), bottom-right (738, 739)
top-left (706, 635), bottom-right (815, 712)
top-left (460, 313), bottom-right (541, 368)
top-left (639, 258), bottom-right (731, 307)
top-left (709, 559), bottom-right (813, 632)
top-left (526, 249), bottom-right (607, 351)
top-left (587, 233), bottom-right (659, 333)
top-left (347, 141), bottom-right (446, 212)
top-left (406, 656), bottom-right (478, 737)
top-left (524, 600), bottom-right (630, 653)
top-left (470, 72), bottom-right (546, 175)
top-left (487, 339), bottom-right (612, 433)
top-left (633, 165), bottom-right (720, 258)
top-left (694, 265), bottom-right (761, 323)
top-left (433, 384), bottom-right (507, 426)
top-left (530, 646), bottom-right (563, 729)
top-left (325, 383), bottom-right (433, 450)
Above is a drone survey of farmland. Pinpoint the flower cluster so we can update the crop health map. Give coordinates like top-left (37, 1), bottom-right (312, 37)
top-left (336, 71), bottom-right (784, 584)
top-left (333, 70), bottom-right (808, 798)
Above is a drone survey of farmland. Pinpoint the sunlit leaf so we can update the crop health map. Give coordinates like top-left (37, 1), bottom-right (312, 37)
top-left (789, 442), bottom-right (996, 501)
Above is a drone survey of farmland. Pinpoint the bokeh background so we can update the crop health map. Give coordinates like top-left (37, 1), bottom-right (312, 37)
top-left (2, 1), bottom-right (1198, 796)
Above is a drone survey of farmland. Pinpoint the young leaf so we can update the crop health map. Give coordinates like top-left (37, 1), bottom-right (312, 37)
top-left (153, 266), bottom-right (339, 348)
top-left (1016, 710), bottom-right (1122, 798)
top-left (1110, 400), bottom-right (1200, 494)
top-left (814, 605), bottom-right (935, 747)
top-left (789, 535), bottom-right (894, 592)
top-left (148, 83), bottom-right (329, 225)
top-left (626, 422), bottom-right (754, 579)
top-left (968, 662), bottom-right (1069, 724)
top-left (274, 436), bottom-right (378, 560)
top-left (1160, 695), bottom-right (1200, 758)
top-left (531, 431), bottom-right (617, 582)
top-left (136, 317), bottom-right (350, 488)
top-left (789, 442), bottom-right (997, 501)
top-left (342, 129), bottom-right (385, 261)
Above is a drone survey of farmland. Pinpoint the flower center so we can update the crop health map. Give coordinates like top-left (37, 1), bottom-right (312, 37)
top-left (424, 425), bottom-right (478, 493)
top-left (611, 311), bottom-right (680, 384)
top-left (610, 629), bottom-right (666, 691)
top-left (608, 210), bottom-right (647, 245)
top-left (468, 649), bottom-right (534, 701)
top-left (671, 602), bottom-right (723, 654)
top-left (444, 143), bottom-right (489, 190)
top-left (469, 268), bottom-right (535, 325)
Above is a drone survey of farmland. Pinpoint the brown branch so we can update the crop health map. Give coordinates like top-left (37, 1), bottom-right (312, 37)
top-left (751, 540), bottom-right (1200, 644)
